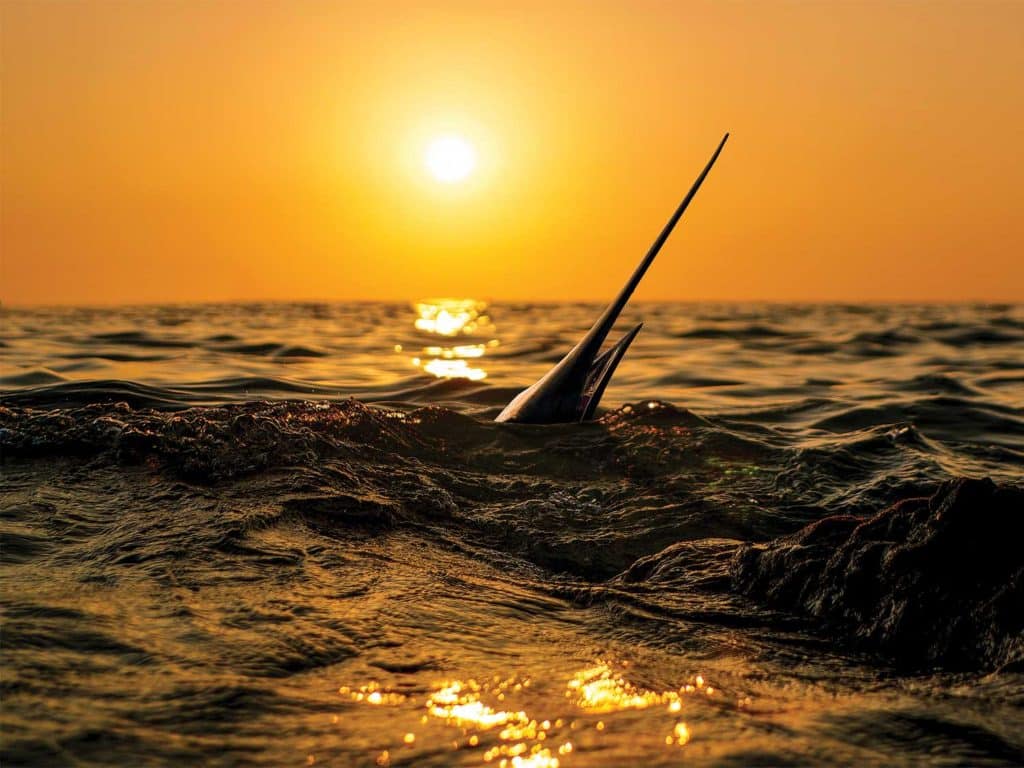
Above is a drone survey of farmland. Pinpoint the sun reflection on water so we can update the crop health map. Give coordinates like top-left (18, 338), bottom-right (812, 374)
top-left (404, 298), bottom-right (497, 381)
top-left (422, 358), bottom-right (488, 381)
top-left (414, 299), bottom-right (490, 336)
top-left (567, 662), bottom-right (685, 713)
top-left (344, 661), bottom-right (709, 765)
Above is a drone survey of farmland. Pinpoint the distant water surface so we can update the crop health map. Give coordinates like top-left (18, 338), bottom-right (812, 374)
top-left (1, 302), bottom-right (1022, 766)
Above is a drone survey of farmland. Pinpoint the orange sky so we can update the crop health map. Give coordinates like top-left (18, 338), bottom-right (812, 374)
top-left (3, 0), bottom-right (1023, 305)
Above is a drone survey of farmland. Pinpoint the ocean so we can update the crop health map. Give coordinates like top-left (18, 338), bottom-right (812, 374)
top-left (2, 300), bottom-right (1022, 766)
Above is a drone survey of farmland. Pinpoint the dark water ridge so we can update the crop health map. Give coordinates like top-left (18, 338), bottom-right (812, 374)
top-left (2, 302), bottom-right (1023, 766)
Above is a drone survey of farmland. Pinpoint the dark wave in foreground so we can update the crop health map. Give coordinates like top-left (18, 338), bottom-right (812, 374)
top-left (734, 477), bottom-right (1023, 671)
top-left (3, 396), bottom-right (1021, 673)
top-left (3, 393), bottom-right (1023, 767)
top-left (0, 375), bottom-right (513, 411)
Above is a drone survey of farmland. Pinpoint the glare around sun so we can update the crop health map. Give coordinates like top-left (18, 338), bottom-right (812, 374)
top-left (425, 135), bottom-right (476, 183)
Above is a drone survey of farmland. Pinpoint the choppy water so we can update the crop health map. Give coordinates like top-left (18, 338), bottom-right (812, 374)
top-left (2, 301), bottom-right (1023, 767)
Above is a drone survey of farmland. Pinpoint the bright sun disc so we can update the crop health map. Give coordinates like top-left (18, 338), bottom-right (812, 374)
top-left (425, 135), bottom-right (477, 183)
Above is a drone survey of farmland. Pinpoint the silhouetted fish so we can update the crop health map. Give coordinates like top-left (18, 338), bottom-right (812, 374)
top-left (496, 133), bottom-right (729, 423)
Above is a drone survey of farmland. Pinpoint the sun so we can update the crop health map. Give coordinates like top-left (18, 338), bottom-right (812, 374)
top-left (424, 134), bottom-right (477, 184)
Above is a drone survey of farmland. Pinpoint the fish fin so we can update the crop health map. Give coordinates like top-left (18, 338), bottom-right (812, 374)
top-left (578, 323), bottom-right (643, 422)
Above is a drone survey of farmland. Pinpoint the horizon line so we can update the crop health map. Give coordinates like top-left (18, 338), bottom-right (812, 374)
top-left (3, 296), bottom-right (1023, 310)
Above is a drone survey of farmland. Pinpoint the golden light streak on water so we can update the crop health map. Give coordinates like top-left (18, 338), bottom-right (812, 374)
top-left (340, 683), bottom-right (407, 706)
top-left (567, 662), bottom-right (689, 713)
top-left (423, 344), bottom-right (487, 358)
top-left (421, 358), bottom-right (488, 380)
top-left (413, 299), bottom-right (491, 337)
top-left (344, 662), bottom-right (709, 765)
top-left (672, 721), bottom-right (691, 746)
top-left (408, 298), bottom-right (496, 380)
top-left (428, 680), bottom-right (529, 729)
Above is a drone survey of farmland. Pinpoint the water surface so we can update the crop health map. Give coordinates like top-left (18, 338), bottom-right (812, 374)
top-left (2, 302), bottom-right (1022, 766)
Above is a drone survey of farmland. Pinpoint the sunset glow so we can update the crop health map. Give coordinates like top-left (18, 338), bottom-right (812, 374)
top-left (3, 5), bottom-right (1021, 763)
top-left (2, 2), bottom-right (1023, 304)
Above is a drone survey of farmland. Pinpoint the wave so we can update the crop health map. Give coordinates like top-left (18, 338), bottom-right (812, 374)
top-left (674, 324), bottom-right (802, 340)
top-left (0, 368), bottom-right (67, 387)
top-left (88, 331), bottom-right (196, 348)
